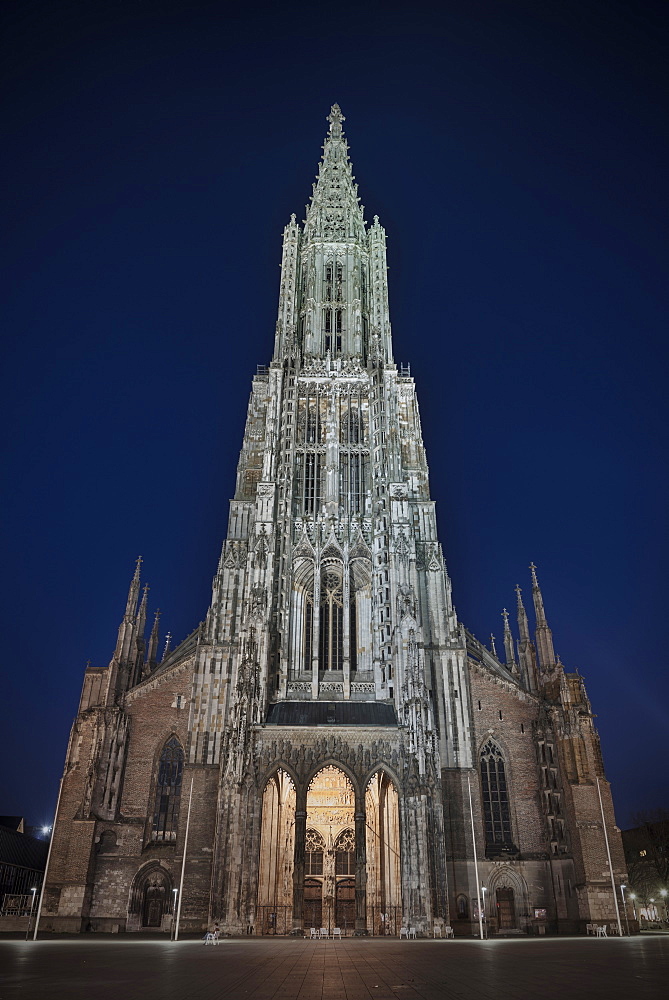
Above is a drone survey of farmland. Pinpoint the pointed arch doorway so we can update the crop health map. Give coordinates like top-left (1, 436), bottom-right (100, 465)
top-left (304, 766), bottom-right (356, 934)
top-left (365, 770), bottom-right (401, 935)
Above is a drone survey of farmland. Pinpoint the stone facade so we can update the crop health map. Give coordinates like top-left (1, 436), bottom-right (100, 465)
top-left (42, 106), bottom-right (626, 936)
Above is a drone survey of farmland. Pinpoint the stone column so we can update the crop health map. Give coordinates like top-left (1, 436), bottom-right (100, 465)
top-left (354, 799), bottom-right (368, 935)
top-left (291, 802), bottom-right (307, 934)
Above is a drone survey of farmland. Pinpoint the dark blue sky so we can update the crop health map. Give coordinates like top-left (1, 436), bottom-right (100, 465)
top-left (1, 0), bottom-right (667, 830)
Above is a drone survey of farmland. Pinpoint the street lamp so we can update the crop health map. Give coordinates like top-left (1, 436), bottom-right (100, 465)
top-left (171, 889), bottom-right (179, 940)
top-left (629, 893), bottom-right (637, 921)
top-left (481, 886), bottom-right (487, 938)
top-left (25, 888), bottom-right (37, 942)
top-left (620, 885), bottom-right (630, 936)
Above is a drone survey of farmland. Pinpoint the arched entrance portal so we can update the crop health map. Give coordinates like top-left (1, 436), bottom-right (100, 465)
top-left (128, 863), bottom-right (174, 932)
top-left (365, 771), bottom-right (401, 935)
top-left (304, 766), bottom-right (355, 934)
top-left (257, 770), bottom-right (296, 935)
top-left (256, 764), bottom-right (401, 934)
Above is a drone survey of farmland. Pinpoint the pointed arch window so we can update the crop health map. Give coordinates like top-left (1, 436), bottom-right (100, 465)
top-left (151, 737), bottom-right (184, 842)
top-left (305, 829), bottom-right (325, 875)
top-left (335, 828), bottom-right (356, 875)
top-left (479, 739), bottom-right (516, 857)
top-left (319, 571), bottom-right (344, 671)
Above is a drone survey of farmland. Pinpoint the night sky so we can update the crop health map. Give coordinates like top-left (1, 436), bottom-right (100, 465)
top-left (2, 0), bottom-right (667, 831)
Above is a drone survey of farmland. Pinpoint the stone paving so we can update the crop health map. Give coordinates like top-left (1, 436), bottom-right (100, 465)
top-left (1, 936), bottom-right (668, 1000)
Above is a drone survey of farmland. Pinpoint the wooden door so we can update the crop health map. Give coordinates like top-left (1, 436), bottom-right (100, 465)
top-left (335, 878), bottom-right (356, 932)
top-left (303, 879), bottom-right (322, 930)
top-left (496, 887), bottom-right (516, 929)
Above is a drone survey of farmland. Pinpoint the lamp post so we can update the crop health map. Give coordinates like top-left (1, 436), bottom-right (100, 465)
top-left (171, 889), bottom-right (179, 940)
top-left (467, 776), bottom-right (484, 941)
top-left (620, 885), bottom-right (630, 936)
top-left (481, 886), bottom-right (487, 938)
top-left (661, 889), bottom-right (668, 925)
top-left (25, 888), bottom-right (37, 942)
top-left (629, 893), bottom-right (637, 921)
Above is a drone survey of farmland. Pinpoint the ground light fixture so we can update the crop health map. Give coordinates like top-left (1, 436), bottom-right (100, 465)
top-left (620, 885), bottom-right (630, 935)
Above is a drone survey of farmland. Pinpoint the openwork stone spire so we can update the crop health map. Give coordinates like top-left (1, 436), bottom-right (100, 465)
top-left (303, 104), bottom-right (366, 244)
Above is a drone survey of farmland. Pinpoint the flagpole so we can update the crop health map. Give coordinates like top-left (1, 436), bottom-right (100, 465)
top-left (467, 775), bottom-right (484, 941)
top-left (33, 775), bottom-right (64, 940)
top-left (174, 775), bottom-right (194, 941)
top-left (596, 777), bottom-right (623, 937)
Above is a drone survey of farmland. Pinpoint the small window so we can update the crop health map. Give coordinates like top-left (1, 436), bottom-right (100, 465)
top-left (498, 710), bottom-right (503, 721)
top-left (478, 700), bottom-right (482, 711)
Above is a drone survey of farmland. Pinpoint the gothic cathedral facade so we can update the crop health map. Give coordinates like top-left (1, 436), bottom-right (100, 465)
top-left (43, 107), bottom-right (626, 937)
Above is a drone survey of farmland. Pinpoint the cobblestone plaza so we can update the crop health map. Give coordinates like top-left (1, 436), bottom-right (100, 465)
top-left (2, 937), bottom-right (667, 1000)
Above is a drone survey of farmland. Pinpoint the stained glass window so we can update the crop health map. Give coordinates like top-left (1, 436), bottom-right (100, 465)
top-left (151, 737), bottom-right (184, 842)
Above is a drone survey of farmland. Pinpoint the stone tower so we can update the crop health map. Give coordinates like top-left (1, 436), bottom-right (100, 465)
top-left (41, 107), bottom-right (626, 937)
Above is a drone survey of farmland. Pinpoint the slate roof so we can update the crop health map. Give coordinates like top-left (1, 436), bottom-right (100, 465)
top-left (266, 701), bottom-right (397, 727)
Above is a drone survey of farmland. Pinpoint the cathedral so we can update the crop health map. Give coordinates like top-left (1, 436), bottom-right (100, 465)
top-left (42, 106), bottom-right (627, 937)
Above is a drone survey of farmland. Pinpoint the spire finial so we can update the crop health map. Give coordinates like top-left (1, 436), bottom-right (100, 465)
top-left (147, 608), bottom-right (161, 667)
top-left (327, 103), bottom-right (345, 135)
top-left (502, 607), bottom-right (517, 671)
top-left (123, 556), bottom-right (142, 620)
top-left (529, 561), bottom-right (556, 668)
top-left (489, 633), bottom-right (497, 657)
top-left (515, 584), bottom-right (530, 641)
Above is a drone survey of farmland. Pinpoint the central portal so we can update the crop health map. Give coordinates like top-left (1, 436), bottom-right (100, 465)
top-left (256, 763), bottom-right (401, 934)
top-left (305, 766), bottom-right (356, 934)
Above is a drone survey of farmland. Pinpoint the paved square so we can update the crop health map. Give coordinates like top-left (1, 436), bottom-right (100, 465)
top-left (1, 936), bottom-right (667, 1000)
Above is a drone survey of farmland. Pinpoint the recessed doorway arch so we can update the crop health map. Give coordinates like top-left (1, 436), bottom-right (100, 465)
top-left (365, 770), bottom-right (401, 935)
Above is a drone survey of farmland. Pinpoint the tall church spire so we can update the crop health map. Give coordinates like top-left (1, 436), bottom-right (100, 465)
top-left (530, 562), bottom-right (556, 670)
top-left (303, 104), bottom-right (366, 244)
top-left (125, 556), bottom-right (142, 620)
top-left (274, 105), bottom-right (392, 364)
top-left (147, 608), bottom-right (161, 670)
top-left (515, 584), bottom-right (530, 642)
top-left (515, 584), bottom-right (538, 692)
top-left (114, 556), bottom-right (142, 664)
top-left (502, 607), bottom-right (517, 672)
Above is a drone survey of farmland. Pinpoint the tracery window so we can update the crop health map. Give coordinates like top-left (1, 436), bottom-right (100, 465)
top-left (479, 739), bottom-right (514, 856)
top-left (319, 572), bottom-right (344, 671)
top-left (339, 452), bottom-right (367, 514)
top-left (305, 829), bottom-right (325, 875)
top-left (303, 589), bottom-right (314, 669)
top-left (151, 736), bottom-right (184, 842)
top-left (339, 395), bottom-right (368, 514)
top-left (335, 828), bottom-right (356, 875)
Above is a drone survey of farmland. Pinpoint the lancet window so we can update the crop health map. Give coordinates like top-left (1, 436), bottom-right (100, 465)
top-left (319, 571), bottom-right (344, 671)
top-left (335, 828), bottom-right (356, 875)
top-left (339, 393), bottom-right (368, 514)
top-left (479, 739), bottom-right (514, 855)
top-left (305, 829), bottom-right (325, 876)
top-left (295, 394), bottom-right (324, 515)
top-left (151, 736), bottom-right (184, 842)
